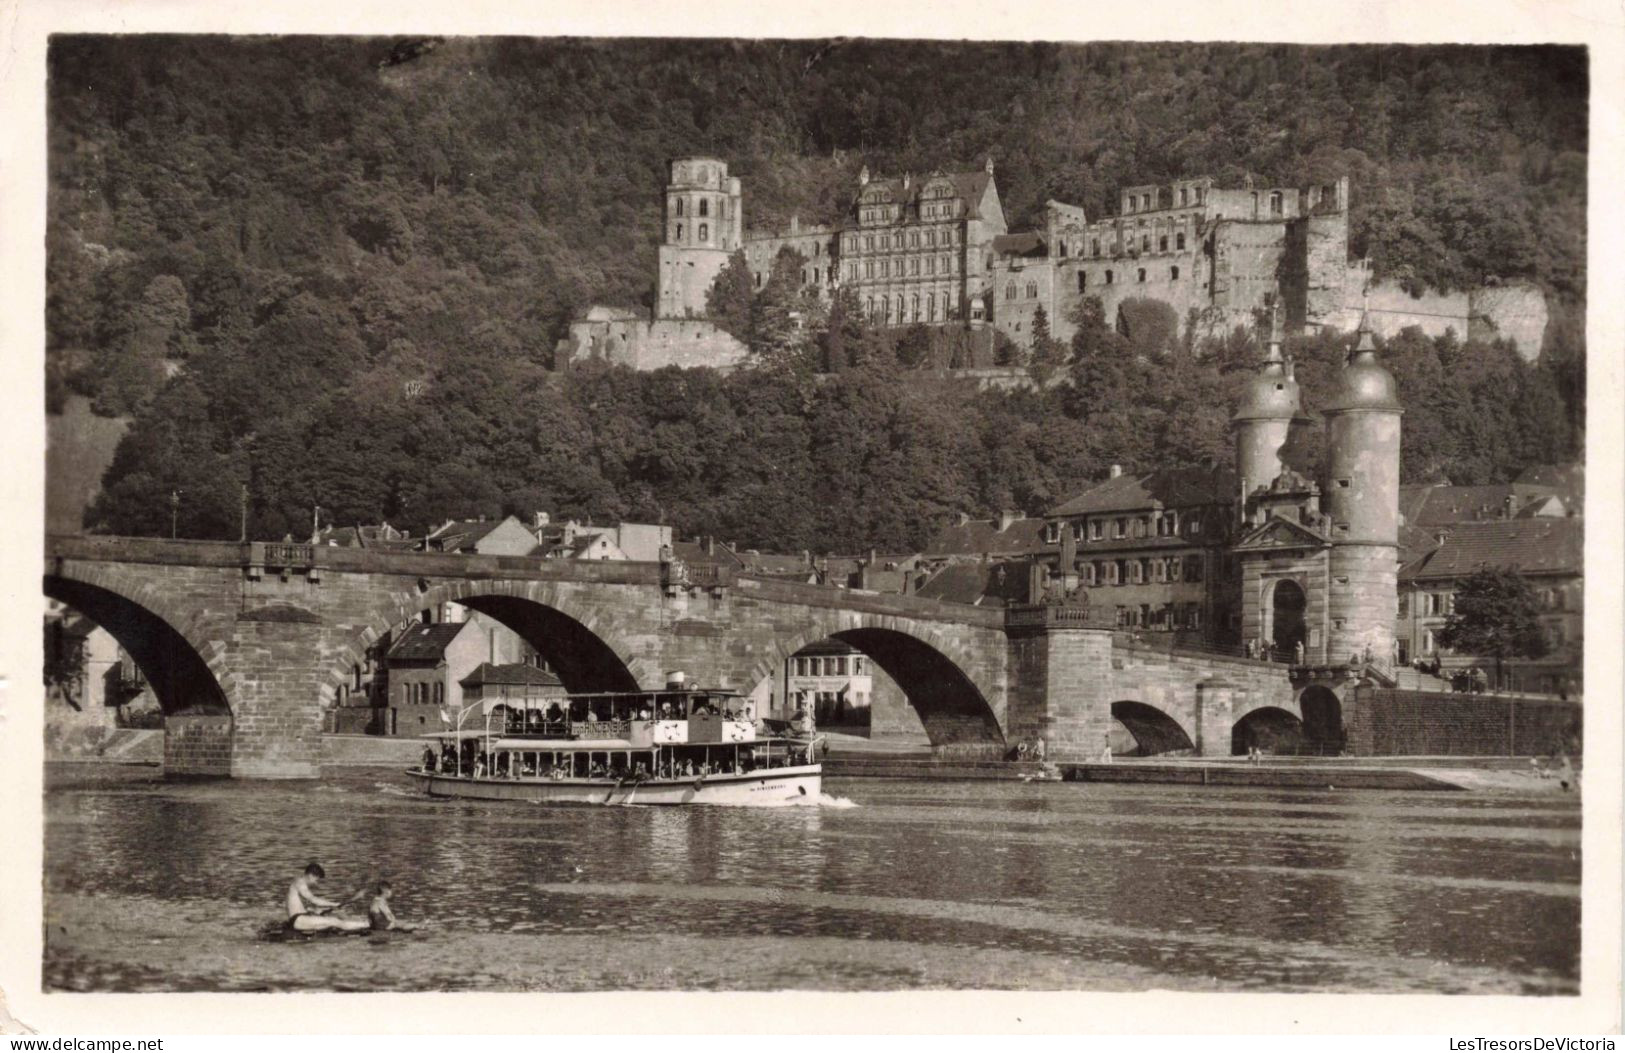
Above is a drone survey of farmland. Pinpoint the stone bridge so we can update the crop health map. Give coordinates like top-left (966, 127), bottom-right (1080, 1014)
top-left (46, 535), bottom-right (1302, 777)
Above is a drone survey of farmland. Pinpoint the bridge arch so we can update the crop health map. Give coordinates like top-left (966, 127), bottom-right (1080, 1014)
top-left (334, 578), bottom-right (651, 701)
top-left (1296, 684), bottom-right (1347, 754)
top-left (1110, 700), bottom-right (1196, 756)
top-left (44, 564), bottom-right (233, 715)
top-left (745, 616), bottom-right (1005, 750)
top-left (1230, 706), bottom-right (1305, 755)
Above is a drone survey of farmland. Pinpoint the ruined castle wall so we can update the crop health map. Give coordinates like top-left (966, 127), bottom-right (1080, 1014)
top-left (743, 229), bottom-right (839, 297)
top-left (1468, 284), bottom-right (1549, 362)
top-left (562, 318), bottom-right (748, 372)
top-left (1325, 272), bottom-right (1471, 343)
top-left (1212, 221), bottom-right (1290, 325)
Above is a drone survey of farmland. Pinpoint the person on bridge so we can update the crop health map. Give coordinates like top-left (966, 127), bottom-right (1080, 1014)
top-left (285, 863), bottom-right (369, 933)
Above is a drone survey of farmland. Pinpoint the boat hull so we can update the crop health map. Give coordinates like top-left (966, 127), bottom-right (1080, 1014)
top-left (405, 765), bottom-right (822, 807)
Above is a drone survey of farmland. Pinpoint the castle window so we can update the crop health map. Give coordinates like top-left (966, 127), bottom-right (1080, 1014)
top-left (1177, 232), bottom-right (1186, 250)
top-left (1170, 557), bottom-right (1182, 581)
top-left (699, 199), bottom-right (709, 218)
top-left (911, 294), bottom-right (920, 321)
top-left (1270, 192), bottom-right (1283, 217)
top-left (881, 260), bottom-right (890, 277)
top-left (755, 272), bottom-right (763, 289)
top-left (1078, 272), bottom-right (1087, 292)
top-left (849, 263), bottom-right (858, 281)
top-left (1092, 239), bottom-right (1100, 256)
top-left (1137, 268), bottom-right (1146, 283)
top-left (1141, 235), bottom-right (1150, 252)
top-left (1129, 560), bottom-right (1143, 584)
top-left (881, 235), bottom-right (890, 250)
top-left (1083, 563), bottom-right (1096, 586)
top-left (1026, 281), bottom-right (1037, 299)
top-left (866, 297), bottom-right (875, 318)
top-left (698, 223), bottom-right (708, 241)
top-left (1006, 283), bottom-right (1017, 301)
top-left (911, 258), bottom-right (920, 276)
top-left (1170, 266), bottom-right (1180, 281)
top-left (1057, 241), bottom-right (1066, 257)
top-left (1105, 270), bottom-right (1114, 285)
top-left (927, 229), bottom-right (936, 247)
top-left (911, 232), bottom-right (920, 248)
top-left (1107, 561), bottom-right (1120, 585)
top-left (676, 223), bottom-right (683, 240)
top-left (942, 255), bottom-right (951, 273)
top-left (865, 236), bottom-right (874, 252)
top-left (865, 261), bottom-right (874, 279)
top-left (895, 295), bottom-right (905, 322)
top-left (1159, 235), bottom-right (1169, 252)
top-left (1180, 188), bottom-right (1188, 206)
top-left (926, 257), bottom-right (935, 275)
top-left (675, 199), bottom-right (684, 217)
top-left (1186, 556), bottom-right (1203, 582)
top-left (927, 294), bottom-right (937, 322)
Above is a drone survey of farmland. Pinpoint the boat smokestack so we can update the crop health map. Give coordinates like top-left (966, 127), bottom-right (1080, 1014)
top-left (665, 671), bottom-right (688, 690)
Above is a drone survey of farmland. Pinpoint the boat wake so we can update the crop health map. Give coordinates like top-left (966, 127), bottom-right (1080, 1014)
top-left (814, 792), bottom-right (859, 809)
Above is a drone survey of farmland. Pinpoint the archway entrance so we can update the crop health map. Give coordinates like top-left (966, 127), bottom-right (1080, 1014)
top-left (1298, 686), bottom-right (1345, 755)
top-left (1110, 701), bottom-right (1195, 756)
top-left (1271, 579), bottom-right (1307, 659)
top-left (1231, 706), bottom-right (1305, 755)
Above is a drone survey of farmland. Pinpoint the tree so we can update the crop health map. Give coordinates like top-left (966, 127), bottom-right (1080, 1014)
top-left (705, 250), bottom-right (755, 340)
top-left (1437, 568), bottom-right (1550, 689)
top-left (1027, 303), bottom-right (1067, 383)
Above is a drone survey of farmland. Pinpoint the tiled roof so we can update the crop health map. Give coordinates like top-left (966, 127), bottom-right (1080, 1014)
top-left (856, 169), bottom-right (995, 221)
top-left (1398, 484), bottom-right (1557, 528)
top-left (914, 560), bottom-right (1030, 607)
top-left (459, 662), bottom-right (563, 688)
top-left (1048, 466), bottom-right (1236, 517)
top-left (670, 539), bottom-right (745, 569)
top-left (386, 622), bottom-right (468, 662)
top-left (426, 519), bottom-right (504, 550)
top-left (1400, 519), bottom-right (1583, 582)
top-left (923, 516), bottom-right (1048, 557)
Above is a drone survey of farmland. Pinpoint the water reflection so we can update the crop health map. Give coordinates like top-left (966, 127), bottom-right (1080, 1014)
top-left (43, 766), bottom-right (1579, 993)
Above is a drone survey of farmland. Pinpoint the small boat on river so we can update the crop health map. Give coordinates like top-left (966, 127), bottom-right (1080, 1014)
top-left (405, 678), bottom-right (821, 806)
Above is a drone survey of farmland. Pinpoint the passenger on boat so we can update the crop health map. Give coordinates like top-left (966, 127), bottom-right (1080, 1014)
top-left (420, 746), bottom-right (436, 773)
top-left (660, 702), bottom-right (675, 719)
top-left (440, 743), bottom-right (457, 773)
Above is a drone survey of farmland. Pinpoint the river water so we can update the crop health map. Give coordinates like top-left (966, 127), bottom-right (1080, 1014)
top-left (43, 764), bottom-right (1580, 994)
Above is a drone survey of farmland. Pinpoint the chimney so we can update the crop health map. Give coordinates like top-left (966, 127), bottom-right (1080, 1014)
top-left (1109, 464), bottom-right (1123, 479)
top-left (998, 509), bottom-right (1020, 532)
top-left (704, 536), bottom-right (715, 556)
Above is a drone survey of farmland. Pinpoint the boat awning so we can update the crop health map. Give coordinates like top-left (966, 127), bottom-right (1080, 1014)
top-left (488, 738), bottom-right (636, 751)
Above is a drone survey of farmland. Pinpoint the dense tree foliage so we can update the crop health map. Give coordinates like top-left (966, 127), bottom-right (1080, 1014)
top-left (1438, 568), bottom-right (1551, 684)
top-left (49, 37), bottom-right (1585, 549)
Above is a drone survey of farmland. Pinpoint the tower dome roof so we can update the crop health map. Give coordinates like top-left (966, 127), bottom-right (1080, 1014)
top-left (1324, 315), bottom-right (1403, 414)
top-left (1232, 316), bottom-right (1307, 424)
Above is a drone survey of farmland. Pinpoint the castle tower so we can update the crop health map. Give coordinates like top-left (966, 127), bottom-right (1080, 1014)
top-left (656, 157), bottom-right (744, 320)
top-left (1319, 313), bottom-right (1403, 666)
top-left (1231, 306), bottom-right (1310, 514)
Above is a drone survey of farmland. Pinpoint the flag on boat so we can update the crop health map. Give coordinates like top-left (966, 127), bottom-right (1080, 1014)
top-left (439, 706), bottom-right (452, 727)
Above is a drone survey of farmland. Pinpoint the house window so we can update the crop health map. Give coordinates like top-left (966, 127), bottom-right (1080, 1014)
top-left (1083, 563), bottom-right (1097, 586)
top-left (1398, 594), bottom-right (1409, 618)
top-left (1270, 192), bottom-right (1283, 216)
top-left (1071, 521), bottom-right (1085, 541)
top-left (1089, 519), bottom-right (1102, 541)
top-left (1129, 561), bottom-right (1143, 584)
top-left (1423, 630), bottom-right (1435, 654)
top-left (1107, 561), bottom-right (1120, 585)
top-left (1186, 556), bottom-right (1203, 582)
top-left (1171, 266), bottom-right (1180, 280)
top-left (1114, 517), bottom-right (1126, 538)
top-left (433, 682), bottom-right (443, 706)
top-left (1170, 558), bottom-right (1182, 582)
top-left (1045, 522), bottom-right (1060, 543)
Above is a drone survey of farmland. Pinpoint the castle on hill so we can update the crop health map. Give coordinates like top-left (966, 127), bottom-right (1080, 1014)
top-left (558, 156), bottom-right (1547, 372)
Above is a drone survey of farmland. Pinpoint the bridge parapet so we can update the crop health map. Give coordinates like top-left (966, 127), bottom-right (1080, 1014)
top-left (1005, 603), bottom-right (1115, 631)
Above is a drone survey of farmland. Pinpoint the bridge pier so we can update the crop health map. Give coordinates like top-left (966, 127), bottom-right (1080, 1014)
top-left (1193, 679), bottom-right (1235, 758)
top-left (1005, 605), bottom-right (1116, 762)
